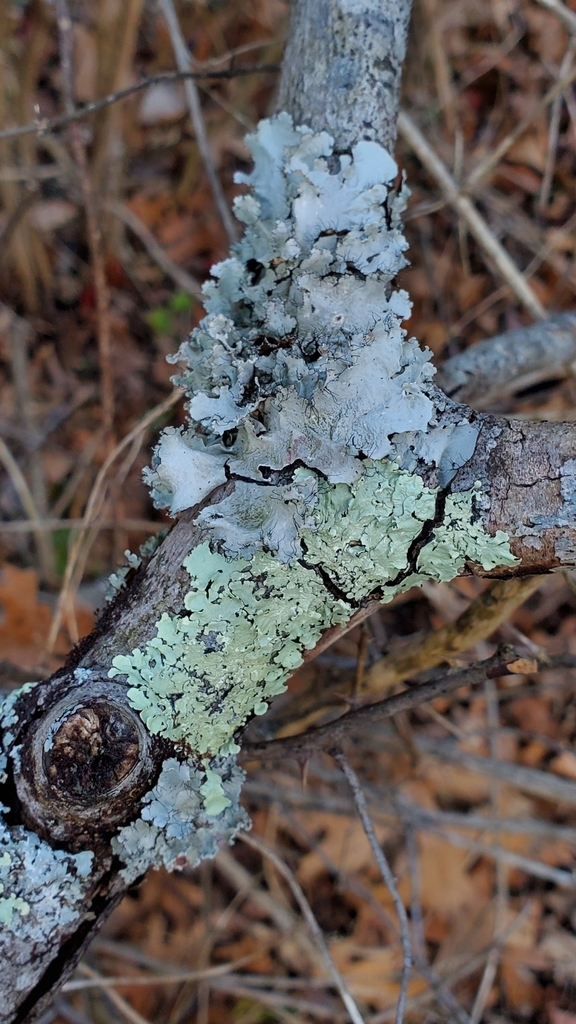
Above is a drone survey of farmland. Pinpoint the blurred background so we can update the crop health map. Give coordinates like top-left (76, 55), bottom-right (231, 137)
top-left (2, 1), bottom-right (576, 1021)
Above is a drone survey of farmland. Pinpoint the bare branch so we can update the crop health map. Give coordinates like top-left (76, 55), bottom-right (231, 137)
top-left (0, 66), bottom-right (279, 144)
top-left (436, 312), bottom-right (576, 408)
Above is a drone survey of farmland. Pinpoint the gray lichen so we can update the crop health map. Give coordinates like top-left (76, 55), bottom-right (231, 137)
top-left (144, 113), bottom-right (438, 524)
top-left (112, 755), bottom-right (249, 883)
top-left (0, 822), bottom-right (92, 936)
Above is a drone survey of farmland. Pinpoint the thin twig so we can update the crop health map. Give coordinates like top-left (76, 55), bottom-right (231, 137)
top-left (334, 753), bottom-right (412, 1024)
top-left (405, 827), bottom-right (471, 1024)
top-left (46, 389), bottom-right (181, 652)
top-left (158, 0), bottom-right (237, 244)
top-left (73, 965), bottom-right (152, 1024)
top-left (240, 649), bottom-right (526, 763)
top-left (363, 576), bottom-right (542, 697)
top-left (6, 307), bottom-right (56, 584)
top-left (414, 732), bottom-right (576, 807)
top-left (0, 66), bottom-right (279, 143)
top-left (0, 436), bottom-right (48, 574)
top-left (239, 833), bottom-right (368, 1024)
top-left (469, 679), bottom-right (508, 1024)
top-left (0, 517), bottom-right (165, 534)
top-left (535, 0), bottom-right (576, 34)
top-left (465, 62), bottom-right (576, 190)
top-left (63, 959), bottom-right (248, 992)
top-left (397, 111), bottom-right (546, 320)
top-left (539, 39), bottom-right (576, 209)
top-left (105, 199), bottom-right (202, 297)
top-left (55, 0), bottom-right (114, 439)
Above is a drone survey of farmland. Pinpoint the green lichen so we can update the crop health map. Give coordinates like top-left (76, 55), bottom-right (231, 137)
top-left (302, 459), bottom-right (436, 600)
top-left (0, 886), bottom-right (29, 928)
top-left (416, 488), bottom-right (519, 578)
top-left (110, 459), bottom-right (517, 760)
top-left (109, 542), bottom-right (349, 755)
top-left (303, 461), bottom-right (518, 600)
top-left (200, 764), bottom-right (232, 816)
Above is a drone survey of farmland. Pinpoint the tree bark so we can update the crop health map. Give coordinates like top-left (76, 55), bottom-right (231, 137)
top-left (1, 1), bottom-right (576, 1019)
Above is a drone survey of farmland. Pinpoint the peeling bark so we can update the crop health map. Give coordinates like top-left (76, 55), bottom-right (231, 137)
top-left (2, 1), bottom-right (576, 1019)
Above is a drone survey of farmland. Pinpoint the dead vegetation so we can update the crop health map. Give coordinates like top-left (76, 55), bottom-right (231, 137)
top-left (1, 0), bottom-right (576, 1021)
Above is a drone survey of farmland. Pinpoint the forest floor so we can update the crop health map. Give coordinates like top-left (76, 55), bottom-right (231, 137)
top-left (2, 1), bottom-right (576, 1022)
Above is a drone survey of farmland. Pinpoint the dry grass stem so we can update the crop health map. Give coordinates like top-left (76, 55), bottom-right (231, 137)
top-left (397, 111), bottom-right (546, 319)
top-left (239, 833), bottom-right (368, 1024)
top-left (46, 389), bottom-right (181, 652)
top-left (158, 0), bottom-right (238, 245)
top-left (335, 753), bottom-right (412, 1024)
top-left (55, 0), bottom-right (114, 440)
top-left (105, 199), bottom-right (202, 298)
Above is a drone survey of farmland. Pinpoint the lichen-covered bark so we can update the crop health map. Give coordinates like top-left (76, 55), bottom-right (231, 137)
top-left (1, 0), bottom-right (576, 1020)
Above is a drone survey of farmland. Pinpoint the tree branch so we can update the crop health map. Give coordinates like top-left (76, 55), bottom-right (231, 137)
top-left (2, 0), bottom-right (576, 1018)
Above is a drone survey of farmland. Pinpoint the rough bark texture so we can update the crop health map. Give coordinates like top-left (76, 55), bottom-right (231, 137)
top-left (277, 0), bottom-right (412, 152)
top-left (2, 0), bottom-right (576, 1019)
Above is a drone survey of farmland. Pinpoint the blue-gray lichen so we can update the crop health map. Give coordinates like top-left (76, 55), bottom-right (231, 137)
top-left (112, 755), bottom-right (249, 882)
top-left (144, 113), bottom-right (438, 520)
top-left (0, 822), bottom-right (92, 935)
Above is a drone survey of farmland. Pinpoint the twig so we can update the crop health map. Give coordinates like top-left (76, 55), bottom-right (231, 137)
top-left (469, 678), bottom-right (508, 1024)
top-left (465, 62), bottom-right (576, 190)
top-left (63, 959), bottom-right (247, 992)
top-left (55, 0), bottom-right (114, 439)
top-left (158, 0), bottom-right (237, 244)
top-left (0, 517), bottom-right (165, 534)
top-left (104, 199), bottom-right (202, 297)
top-left (6, 307), bottom-right (57, 584)
top-left (0, 436), bottom-right (49, 575)
top-left (215, 847), bottom-right (296, 934)
top-left (397, 111), bottom-right (546, 320)
top-left (73, 964), bottom-right (152, 1024)
top-left (46, 389), bottom-right (181, 652)
top-left (405, 827), bottom-right (471, 1024)
top-left (0, 66), bottom-right (279, 143)
top-left (209, 978), bottom-right (348, 1022)
top-left (420, 823), bottom-right (576, 888)
top-left (334, 753), bottom-right (412, 1024)
top-left (414, 733), bottom-right (576, 807)
top-left (535, 0), bottom-right (576, 34)
top-left (436, 312), bottom-right (576, 407)
top-left (363, 576), bottom-right (542, 696)
top-left (370, 901), bottom-right (536, 1024)
top-left (240, 649), bottom-right (526, 763)
top-left (539, 39), bottom-right (576, 209)
top-left (239, 833), bottom-right (368, 1024)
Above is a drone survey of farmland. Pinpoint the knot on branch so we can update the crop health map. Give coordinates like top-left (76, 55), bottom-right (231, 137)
top-left (12, 676), bottom-right (161, 848)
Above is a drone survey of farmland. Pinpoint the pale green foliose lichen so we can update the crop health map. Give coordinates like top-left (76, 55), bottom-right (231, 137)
top-left (110, 540), bottom-right (349, 753)
top-left (110, 460), bottom-right (517, 758)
